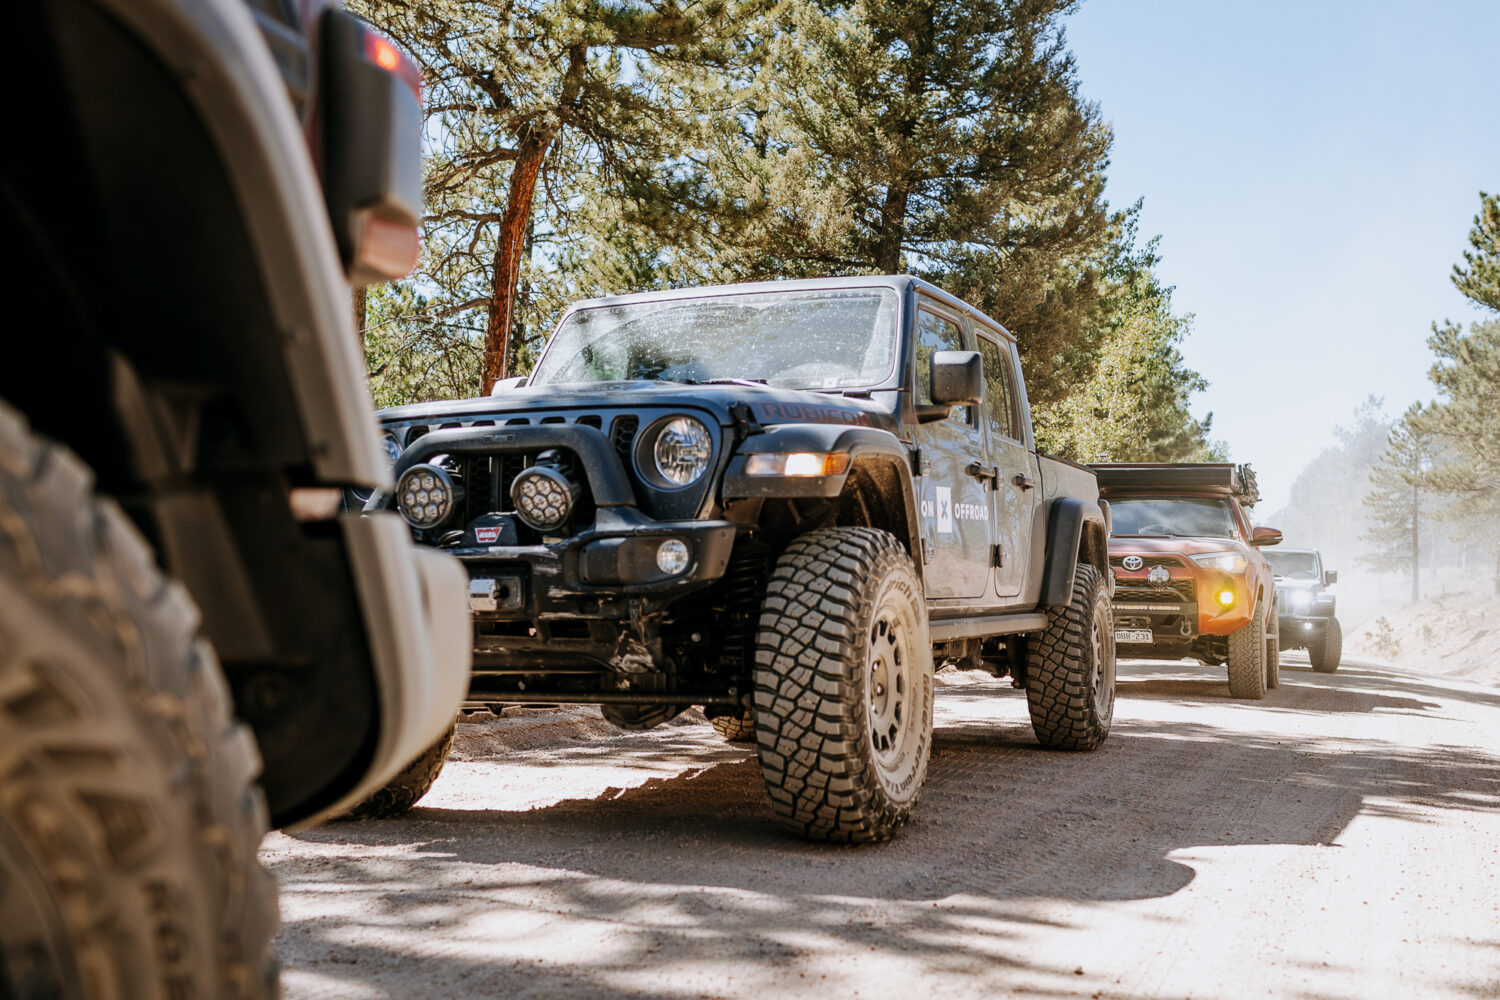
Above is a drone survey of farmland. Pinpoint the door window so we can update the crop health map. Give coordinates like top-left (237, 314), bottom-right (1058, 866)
top-left (914, 308), bottom-right (971, 425)
top-left (976, 336), bottom-right (1019, 442)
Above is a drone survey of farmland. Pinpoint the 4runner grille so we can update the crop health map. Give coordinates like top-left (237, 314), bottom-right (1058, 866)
top-left (1109, 555), bottom-right (1187, 570)
top-left (1115, 580), bottom-right (1196, 604)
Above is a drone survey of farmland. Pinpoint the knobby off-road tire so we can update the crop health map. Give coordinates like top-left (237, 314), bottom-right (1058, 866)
top-left (712, 709), bottom-right (756, 743)
top-left (345, 719), bottom-right (458, 819)
top-left (752, 528), bottom-right (933, 843)
top-left (0, 404), bottom-right (277, 1000)
top-left (1227, 599), bottom-right (1268, 700)
top-left (1310, 617), bottom-right (1344, 673)
top-left (1265, 595), bottom-right (1280, 690)
top-left (1025, 563), bottom-right (1115, 750)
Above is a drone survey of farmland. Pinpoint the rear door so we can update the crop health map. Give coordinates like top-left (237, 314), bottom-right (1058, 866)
top-left (911, 301), bottom-right (992, 601)
top-left (975, 331), bottom-right (1039, 599)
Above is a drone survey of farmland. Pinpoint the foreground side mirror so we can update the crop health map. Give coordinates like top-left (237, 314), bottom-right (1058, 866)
top-left (932, 350), bottom-right (982, 406)
top-left (1249, 526), bottom-right (1283, 547)
top-left (1324, 569), bottom-right (1338, 584)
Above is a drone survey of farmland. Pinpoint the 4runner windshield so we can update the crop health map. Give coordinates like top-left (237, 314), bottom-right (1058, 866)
top-left (1265, 550), bottom-right (1321, 579)
top-left (529, 288), bottom-right (900, 390)
top-left (1109, 497), bottom-right (1237, 539)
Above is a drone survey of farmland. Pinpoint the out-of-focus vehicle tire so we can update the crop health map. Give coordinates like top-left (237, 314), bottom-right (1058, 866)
top-left (344, 718), bottom-right (459, 819)
top-left (0, 404), bottom-right (276, 999)
top-left (1310, 617), bottom-right (1343, 673)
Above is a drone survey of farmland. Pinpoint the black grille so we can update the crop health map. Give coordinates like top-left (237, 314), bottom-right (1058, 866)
top-left (610, 415), bottom-right (640, 466)
top-left (1115, 580), bottom-right (1195, 604)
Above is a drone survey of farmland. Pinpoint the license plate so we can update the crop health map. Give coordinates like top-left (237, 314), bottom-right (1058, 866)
top-left (1114, 629), bottom-right (1153, 644)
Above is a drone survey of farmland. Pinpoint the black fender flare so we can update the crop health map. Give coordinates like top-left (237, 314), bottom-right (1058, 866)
top-left (1039, 496), bottom-right (1111, 608)
top-left (723, 424), bottom-right (924, 571)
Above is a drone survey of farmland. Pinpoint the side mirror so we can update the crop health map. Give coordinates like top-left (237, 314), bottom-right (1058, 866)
top-left (1324, 569), bottom-right (1338, 584)
top-left (931, 350), bottom-right (982, 407)
top-left (1249, 526), bottom-right (1282, 547)
top-left (490, 376), bottom-right (528, 395)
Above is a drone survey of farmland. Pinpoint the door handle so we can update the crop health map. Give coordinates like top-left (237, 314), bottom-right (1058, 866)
top-left (966, 462), bottom-right (999, 485)
top-left (1014, 473), bottom-right (1037, 491)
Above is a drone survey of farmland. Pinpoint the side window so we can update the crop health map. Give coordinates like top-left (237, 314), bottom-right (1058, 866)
top-left (914, 308), bottom-right (971, 425)
top-left (976, 336), bottom-right (1019, 442)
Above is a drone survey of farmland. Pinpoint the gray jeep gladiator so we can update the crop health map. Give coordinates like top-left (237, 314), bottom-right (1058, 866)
top-left (0, 1), bottom-right (468, 996)
top-left (1266, 547), bottom-right (1343, 672)
top-left (366, 276), bottom-right (1116, 842)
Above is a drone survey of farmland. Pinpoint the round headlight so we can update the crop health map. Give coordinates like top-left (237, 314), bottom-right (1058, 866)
top-left (1290, 590), bottom-right (1313, 613)
top-left (653, 417), bottom-right (712, 486)
top-left (511, 464), bottom-right (580, 532)
top-left (395, 464), bottom-right (461, 529)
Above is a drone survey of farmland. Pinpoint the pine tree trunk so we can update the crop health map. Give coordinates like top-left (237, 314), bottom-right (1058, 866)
top-left (874, 183), bottom-right (910, 274)
top-left (1410, 482), bottom-right (1420, 604)
top-left (352, 286), bottom-right (367, 349)
top-left (480, 43), bottom-right (587, 393)
top-left (482, 136), bottom-right (549, 391)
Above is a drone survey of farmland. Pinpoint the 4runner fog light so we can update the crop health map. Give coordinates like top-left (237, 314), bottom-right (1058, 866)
top-left (511, 463), bottom-right (580, 532)
top-left (396, 464), bottom-right (461, 529)
top-left (656, 538), bottom-right (691, 575)
top-left (1217, 590), bottom-right (1236, 608)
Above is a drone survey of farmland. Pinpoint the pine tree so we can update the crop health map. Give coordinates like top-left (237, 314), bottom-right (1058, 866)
top-left (1419, 192), bottom-right (1500, 591)
top-left (1363, 404), bottom-right (1435, 602)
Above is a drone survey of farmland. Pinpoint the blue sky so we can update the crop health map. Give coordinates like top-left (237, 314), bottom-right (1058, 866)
top-left (1064, 0), bottom-right (1499, 513)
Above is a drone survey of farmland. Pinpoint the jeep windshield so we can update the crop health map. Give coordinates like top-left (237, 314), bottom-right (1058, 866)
top-left (529, 288), bottom-right (900, 390)
top-left (1109, 497), bottom-right (1237, 539)
top-left (1265, 550), bottom-right (1321, 580)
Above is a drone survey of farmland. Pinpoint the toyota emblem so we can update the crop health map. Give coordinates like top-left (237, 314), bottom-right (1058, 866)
top-left (1122, 555), bottom-right (1144, 571)
top-left (1148, 565), bottom-right (1171, 587)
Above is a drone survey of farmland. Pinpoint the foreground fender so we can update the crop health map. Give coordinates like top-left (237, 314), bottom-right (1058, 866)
top-left (290, 514), bottom-right (471, 827)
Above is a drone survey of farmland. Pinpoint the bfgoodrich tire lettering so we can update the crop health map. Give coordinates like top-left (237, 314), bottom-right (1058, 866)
top-left (0, 402), bottom-right (277, 999)
top-left (1025, 562), bottom-right (1115, 750)
top-left (345, 719), bottom-right (458, 819)
top-left (752, 527), bottom-right (933, 843)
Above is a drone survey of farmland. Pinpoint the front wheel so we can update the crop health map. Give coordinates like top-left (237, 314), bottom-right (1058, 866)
top-left (344, 719), bottom-right (458, 819)
top-left (1310, 618), bottom-right (1343, 673)
top-left (1026, 563), bottom-right (1115, 750)
top-left (1227, 602), bottom-right (1268, 699)
top-left (0, 404), bottom-right (277, 999)
top-left (711, 709), bottom-right (756, 743)
top-left (752, 528), bottom-right (933, 843)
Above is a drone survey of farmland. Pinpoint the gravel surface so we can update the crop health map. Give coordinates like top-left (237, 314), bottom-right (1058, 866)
top-left (263, 654), bottom-right (1500, 999)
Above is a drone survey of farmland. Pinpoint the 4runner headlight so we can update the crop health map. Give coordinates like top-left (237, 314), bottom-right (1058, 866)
top-left (652, 417), bottom-right (712, 486)
top-left (396, 463), bottom-right (462, 530)
top-left (1189, 551), bottom-right (1247, 573)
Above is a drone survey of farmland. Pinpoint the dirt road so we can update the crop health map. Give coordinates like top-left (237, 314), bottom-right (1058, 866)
top-left (263, 655), bottom-right (1500, 999)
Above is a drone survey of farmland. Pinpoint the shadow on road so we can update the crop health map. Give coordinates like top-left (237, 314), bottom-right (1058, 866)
top-left (269, 665), bottom-right (1500, 998)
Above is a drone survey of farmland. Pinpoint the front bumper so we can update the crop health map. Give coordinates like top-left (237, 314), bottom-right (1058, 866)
top-left (458, 508), bottom-right (737, 619)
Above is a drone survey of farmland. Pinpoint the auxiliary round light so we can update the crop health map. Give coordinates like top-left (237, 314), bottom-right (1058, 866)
top-left (395, 463), bottom-right (461, 530)
top-left (1217, 590), bottom-right (1236, 608)
top-left (510, 464), bottom-right (580, 531)
top-left (656, 538), bottom-right (691, 575)
top-left (652, 416), bottom-right (712, 486)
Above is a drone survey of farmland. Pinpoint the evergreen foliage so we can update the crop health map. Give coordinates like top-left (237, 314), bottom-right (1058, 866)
top-left (1362, 404), bottom-right (1435, 602)
top-left (355, 0), bottom-right (1218, 461)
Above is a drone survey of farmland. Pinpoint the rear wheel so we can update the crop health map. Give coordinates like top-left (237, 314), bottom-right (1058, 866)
top-left (711, 709), bottom-right (755, 743)
top-left (344, 719), bottom-right (458, 819)
top-left (1025, 563), bottom-right (1115, 750)
top-left (1310, 617), bottom-right (1343, 673)
top-left (752, 528), bottom-right (933, 843)
top-left (1227, 602), bottom-right (1268, 699)
top-left (0, 403), bottom-right (277, 1000)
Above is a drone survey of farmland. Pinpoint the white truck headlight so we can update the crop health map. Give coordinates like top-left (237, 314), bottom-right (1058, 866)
top-left (652, 417), bottom-right (712, 486)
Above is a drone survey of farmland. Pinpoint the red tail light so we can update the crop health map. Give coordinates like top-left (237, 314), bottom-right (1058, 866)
top-left (362, 31), bottom-right (422, 104)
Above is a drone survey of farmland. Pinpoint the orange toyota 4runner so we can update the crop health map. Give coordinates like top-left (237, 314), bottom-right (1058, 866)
top-left (1091, 464), bottom-right (1283, 699)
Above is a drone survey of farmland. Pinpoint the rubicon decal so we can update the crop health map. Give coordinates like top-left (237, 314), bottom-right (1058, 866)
top-left (753, 401), bottom-right (881, 427)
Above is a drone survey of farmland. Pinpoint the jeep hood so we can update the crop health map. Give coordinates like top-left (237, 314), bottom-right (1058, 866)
top-left (377, 381), bottom-right (900, 432)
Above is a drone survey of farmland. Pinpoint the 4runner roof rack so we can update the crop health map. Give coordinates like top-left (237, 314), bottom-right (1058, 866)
top-left (1090, 462), bottom-right (1260, 507)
